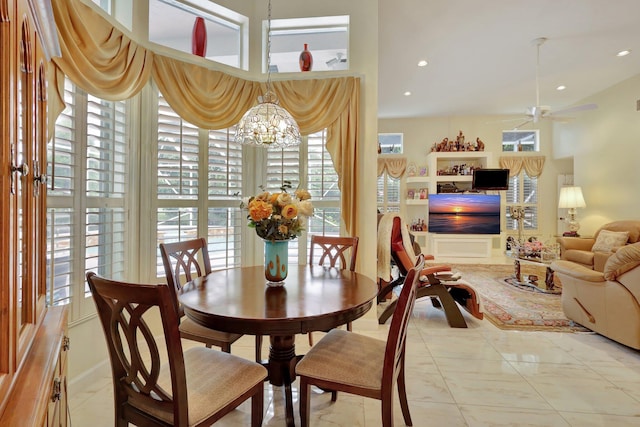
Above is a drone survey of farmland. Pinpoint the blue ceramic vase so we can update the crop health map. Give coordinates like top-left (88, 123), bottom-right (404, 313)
top-left (264, 240), bottom-right (288, 285)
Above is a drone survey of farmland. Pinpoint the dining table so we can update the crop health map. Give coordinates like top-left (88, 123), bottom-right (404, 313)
top-left (178, 264), bottom-right (379, 427)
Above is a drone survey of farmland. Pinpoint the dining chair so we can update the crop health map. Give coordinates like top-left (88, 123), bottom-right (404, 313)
top-left (159, 238), bottom-right (248, 355)
top-left (295, 254), bottom-right (425, 427)
top-left (86, 272), bottom-right (267, 427)
top-left (307, 234), bottom-right (359, 345)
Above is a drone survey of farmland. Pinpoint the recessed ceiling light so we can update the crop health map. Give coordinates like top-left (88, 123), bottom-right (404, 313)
top-left (556, 85), bottom-right (566, 91)
top-left (417, 60), bottom-right (428, 67)
top-left (617, 50), bottom-right (631, 57)
top-left (404, 91), bottom-right (412, 96)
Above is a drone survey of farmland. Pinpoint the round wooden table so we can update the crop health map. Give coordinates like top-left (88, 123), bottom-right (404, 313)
top-left (179, 264), bottom-right (378, 427)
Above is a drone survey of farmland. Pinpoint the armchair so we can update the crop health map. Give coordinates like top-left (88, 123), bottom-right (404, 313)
top-left (557, 220), bottom-right (640, 271)
top-left (551, 242), bottom-right (640, 350)
top-left (377, 213), bottom-right (483, 328)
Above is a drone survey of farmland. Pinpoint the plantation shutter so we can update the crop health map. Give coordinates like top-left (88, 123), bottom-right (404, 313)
top-left (46, 80), bottom-right (129, 318)
top-left (207, 128), bottom-right (243, 269)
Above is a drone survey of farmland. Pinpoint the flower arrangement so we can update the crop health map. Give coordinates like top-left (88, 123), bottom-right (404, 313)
top-left (241, 181), bottom-right (314, 241)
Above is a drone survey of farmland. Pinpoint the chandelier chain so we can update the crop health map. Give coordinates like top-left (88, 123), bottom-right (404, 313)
top-left (266, 0), bottom-right (273, 95)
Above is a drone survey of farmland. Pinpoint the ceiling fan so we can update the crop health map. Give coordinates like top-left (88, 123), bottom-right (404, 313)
top-left (326, 52), bottom-right (348, 69)
top-left (514, 37), bottom-right (597, 129)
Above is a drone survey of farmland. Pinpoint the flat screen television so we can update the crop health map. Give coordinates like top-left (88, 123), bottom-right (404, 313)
top-left (428, 194), bottom-right (501, 234)
top-left (472, 168), bottom-right (509, 190)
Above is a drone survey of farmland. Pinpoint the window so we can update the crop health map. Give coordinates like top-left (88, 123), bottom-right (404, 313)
top-left (155, 94), bottom-right (244, 274)
top-left (377, 133), bottom-right (402, 212)
top-left (378, 133), bottom-right (403, 154)
top-left (269, 16), bottom-right (349, 73)
top-left (47, 79), bottom-right (129, 320)
top-left (377, 174), bottom-right (400, 213)
top-left (266, 130), bottom-right (341, 264)
top-left (505, 172), bottom-right (538, 233)
top-left (148, 0), bottom-right (248, 69)
top-left (502, 130), bottom-right (539, 152)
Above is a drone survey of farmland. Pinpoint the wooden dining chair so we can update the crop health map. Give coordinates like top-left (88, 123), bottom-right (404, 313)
top-left (295, 254), bottom-right (424, 427)
top-left (159, 239), bottom-right (246, 354)
top-left (86, 272), bottom-right (267, 427)
top-left (307, 234), bottom-right (359, 345)
top-left (309, 235), bottom-right (359, 272)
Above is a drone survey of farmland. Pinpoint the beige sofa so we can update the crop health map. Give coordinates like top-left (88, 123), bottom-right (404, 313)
top-left (551, 242), bottom-right (640, 349)
top-left (557, 220), bottom-right (640, 272)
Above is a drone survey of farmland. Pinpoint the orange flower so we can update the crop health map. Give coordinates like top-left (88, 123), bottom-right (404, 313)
top-left (278, 224), bottom-right (289, 235)
top-left (281, 204), bottom-right (298, 219)
top-left (248, 199), bottom-right (273, 221)
top-left (269, 192), bottom-right (280, 205)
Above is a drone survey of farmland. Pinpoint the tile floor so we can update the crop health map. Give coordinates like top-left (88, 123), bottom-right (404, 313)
top-left (68, 295), bottom-right (640, 427)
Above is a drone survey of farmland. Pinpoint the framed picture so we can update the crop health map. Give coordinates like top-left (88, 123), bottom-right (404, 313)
top-left (419, 166), bottom-right (427, 176)
top-left (419, 188), bottom-right (428, 199)
top-left (407, 162), bottom-right (417, 177)
top-left (407, 189), bottom-right (415, 199)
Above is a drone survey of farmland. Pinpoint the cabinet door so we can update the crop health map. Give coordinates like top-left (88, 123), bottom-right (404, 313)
top-left (1, 0), bottom-right (16, 399)
top-left (13, 0), bottom-right (47, 360)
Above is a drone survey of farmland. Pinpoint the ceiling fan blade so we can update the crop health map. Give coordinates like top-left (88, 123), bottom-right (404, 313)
top-left (514, 118), bottom-right (533, 129)
top-left (550, 103), bottom-right (598, 116)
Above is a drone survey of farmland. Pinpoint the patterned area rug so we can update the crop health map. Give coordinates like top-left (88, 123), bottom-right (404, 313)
top-left (438, 263), bottom-right (589, 332)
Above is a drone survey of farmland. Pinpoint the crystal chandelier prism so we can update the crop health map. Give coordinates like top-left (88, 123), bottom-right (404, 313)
top-left (235, 0), bottom-right (301, 148)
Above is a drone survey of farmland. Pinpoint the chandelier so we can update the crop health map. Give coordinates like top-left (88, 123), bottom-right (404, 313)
top-left (235, 0), bottom-right (301, 148)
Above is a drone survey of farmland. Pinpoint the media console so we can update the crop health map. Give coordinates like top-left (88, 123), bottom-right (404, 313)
top-left (429, 234), bottom-right (493, 258)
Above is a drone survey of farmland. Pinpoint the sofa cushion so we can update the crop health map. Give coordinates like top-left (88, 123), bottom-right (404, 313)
top-left (604, 242), bottom-right (640, 281)
top-left (598, 220), bottom-right (640, 244)
top-left (591, 230), bottom-right (629, 253)
top-left (563, 249), bottom-right (594, 267)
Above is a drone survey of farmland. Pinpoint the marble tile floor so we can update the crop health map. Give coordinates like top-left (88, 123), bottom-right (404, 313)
top-left (69, 299), bottom-right (640, 426)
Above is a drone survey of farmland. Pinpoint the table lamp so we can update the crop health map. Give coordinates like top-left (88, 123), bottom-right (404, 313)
top-left (558, 186), bottom-right (586, 236)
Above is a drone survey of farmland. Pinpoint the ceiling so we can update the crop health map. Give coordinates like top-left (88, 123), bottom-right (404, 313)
top-left (378, 0), bottom-right (640, 119)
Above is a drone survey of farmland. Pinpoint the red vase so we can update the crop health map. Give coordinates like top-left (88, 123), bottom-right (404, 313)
top-left (192, 17), bottom-right (207, 57)
top-left (299, 43), bottom-right (313, 72)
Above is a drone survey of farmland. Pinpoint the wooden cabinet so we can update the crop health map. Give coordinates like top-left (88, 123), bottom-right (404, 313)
top-left (0, 0), bottom-right (68, 425)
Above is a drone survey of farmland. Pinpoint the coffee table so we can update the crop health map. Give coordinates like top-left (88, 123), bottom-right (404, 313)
top-left (506, 252), bottom-right (559, 293)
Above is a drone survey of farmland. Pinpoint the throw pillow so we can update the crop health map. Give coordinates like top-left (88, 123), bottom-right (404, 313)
top-left (604, 242), bottom-right (640, 280)
top-left (592, 229), bottom-right (629, 253)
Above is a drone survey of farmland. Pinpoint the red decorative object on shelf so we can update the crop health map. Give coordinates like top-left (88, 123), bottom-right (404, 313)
top-left (192, 17), bottom-right (207, 57)
top-left (299, 43), bottom-right (313, 71)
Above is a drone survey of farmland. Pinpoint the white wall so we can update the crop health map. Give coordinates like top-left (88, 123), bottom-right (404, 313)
top-left (552, 74), bottom-right (640, 236)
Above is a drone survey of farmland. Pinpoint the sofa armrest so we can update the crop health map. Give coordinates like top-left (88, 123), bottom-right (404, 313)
top-left (558, 236), bottom-right (595, 253)
top-left (550, 260), bottom-right (605, 282)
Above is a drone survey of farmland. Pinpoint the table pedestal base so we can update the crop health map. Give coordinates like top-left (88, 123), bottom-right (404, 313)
top-left (268, 335), bottom-right (301, 427)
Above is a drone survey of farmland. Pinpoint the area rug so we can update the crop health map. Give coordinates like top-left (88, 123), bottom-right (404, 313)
top-left (434, 263), bottom-right (590, 332)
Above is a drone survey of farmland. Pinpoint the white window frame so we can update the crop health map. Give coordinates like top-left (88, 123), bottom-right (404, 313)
top-left (47, 79), bottom-right (133, 322)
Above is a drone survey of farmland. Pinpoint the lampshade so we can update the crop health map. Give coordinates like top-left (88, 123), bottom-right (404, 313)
top-left (235, 93), bottom-right (301, 148)
top-left (558, 186), bottom-right (586, 209)
top-left (235, 0), bottom-right (301, 149)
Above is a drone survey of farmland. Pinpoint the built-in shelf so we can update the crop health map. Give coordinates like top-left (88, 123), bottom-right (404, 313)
top-left (405, 199), bottom-right (429, 205)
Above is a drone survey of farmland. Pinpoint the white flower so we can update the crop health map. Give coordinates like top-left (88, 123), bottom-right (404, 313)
top-left (296, 200), bottom-right (314, 218)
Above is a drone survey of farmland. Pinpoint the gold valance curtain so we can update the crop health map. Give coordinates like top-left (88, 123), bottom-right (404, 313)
top-left (377, 157), bottom-right (407, 178)
top-left (499, 156), bottom-right (545, 178)
top-left (48, 0), bottom-right (361, 235)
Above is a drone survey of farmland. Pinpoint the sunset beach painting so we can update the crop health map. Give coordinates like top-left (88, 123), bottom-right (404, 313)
top-left (428, 194), bottom-right (501, 234)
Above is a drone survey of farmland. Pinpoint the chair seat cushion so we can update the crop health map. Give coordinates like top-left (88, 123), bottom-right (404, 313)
top-left (563, 249), bottom-right (595, 266)
top-left (295, 329), bottom-right (384, 391)
top-left (136, 347), bottom-right (267, 425)
top-left (180, 317), bottom-right (243, 343)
